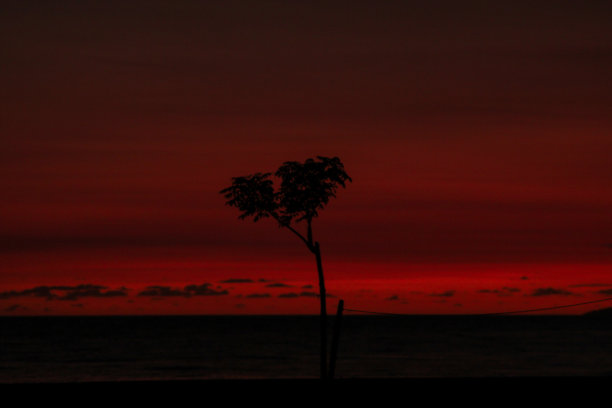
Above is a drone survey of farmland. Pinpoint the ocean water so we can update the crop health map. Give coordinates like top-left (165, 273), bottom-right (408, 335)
top-left (1, 315), bottom-right (610, 383)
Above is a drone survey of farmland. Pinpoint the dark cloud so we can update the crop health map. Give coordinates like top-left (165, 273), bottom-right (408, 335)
top-left (385, 295), bottom-right (400, 301)
top-left (56, 285), bottom-right (128, 301)
top-left (4, 304), bottom-right (26, 312)
top-left (139, 283), bottom-right (229, 297)
top-left (569, 283), bottom-right (612, 288)
top-left (138, 286), bottom-right (188, 297)
top-left (0, 287), bottom-right (54, 300)
top-left (597, 289), bottom-right (612, 296)
top-left (219, 279), bottom-right (254, 284)
top-left (246, 293), bottom-right (271, 299)
top-left (502, 287), bottom-right (521, 293)
top-left (265, 283), bottom-right (293, 288)
top-left (302, 285), bottom-right (313, 289)
top-left (521, 276), bottom-right (529, 280)
top-left (0, 284), bottom-right (127, 301)
top-left (185, 283), bottom-right (228, 296)
top-left (276, 291), bottom-right (335, 299)
top-left (530, 287), bottom-right (573, 297)
top-left (478, 287), bottom-right (521, 296)
top-left (430, 290), bottom-right (456, 297)
top-left (103, 289), bottom-right (128, 297)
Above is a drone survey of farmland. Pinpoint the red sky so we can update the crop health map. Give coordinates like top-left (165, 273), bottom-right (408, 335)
top-left (1, 1), bottom-right (611, 315)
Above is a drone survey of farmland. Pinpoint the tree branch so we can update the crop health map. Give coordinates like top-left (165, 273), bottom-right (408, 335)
top-left (307, 217), bottom-right (313, 247)
top-left (271, 213), bottom-right (313, 251)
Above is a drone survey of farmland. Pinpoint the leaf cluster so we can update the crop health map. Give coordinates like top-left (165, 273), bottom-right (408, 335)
top-left (220, 156), bottom-right (351, 227)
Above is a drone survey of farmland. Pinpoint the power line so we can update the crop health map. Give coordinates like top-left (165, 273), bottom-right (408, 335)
top-left (478, 297), bottom-right (612, 316)
top-left (343, 296), bottom-right (612, 317)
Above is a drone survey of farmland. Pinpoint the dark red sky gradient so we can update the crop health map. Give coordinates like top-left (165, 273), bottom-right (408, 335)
top-left (2, 1), bottom-right (611, 315)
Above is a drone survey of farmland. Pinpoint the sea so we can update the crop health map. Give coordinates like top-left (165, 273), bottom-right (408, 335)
top-left (1, 315), bottom-right (611, 383)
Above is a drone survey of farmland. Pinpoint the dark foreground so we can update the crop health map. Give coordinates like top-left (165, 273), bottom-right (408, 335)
top-left (1, 377), bottom-right (609, 402)
top-left (3, 315), bottom-right (611, 382)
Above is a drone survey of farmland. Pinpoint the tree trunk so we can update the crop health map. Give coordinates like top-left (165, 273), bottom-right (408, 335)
top-left (314, 241), bottom-right (327, 380)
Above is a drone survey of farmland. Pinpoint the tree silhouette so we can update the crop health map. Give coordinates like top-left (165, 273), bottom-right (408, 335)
top-left (220, 156), bottom-right (351, 380)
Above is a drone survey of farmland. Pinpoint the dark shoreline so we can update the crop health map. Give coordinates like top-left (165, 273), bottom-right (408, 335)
top-left (2, 377), bottom-right (609, 404)
top-left (2, 376), bottom-right (609, 389)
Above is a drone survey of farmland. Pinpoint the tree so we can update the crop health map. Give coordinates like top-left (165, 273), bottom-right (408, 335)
top-left (220, 156), bottom-right (351, 380)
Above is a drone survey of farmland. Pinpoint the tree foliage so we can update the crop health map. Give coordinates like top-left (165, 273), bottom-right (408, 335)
top-left (220, 156), bottom-right (351, 228)
top-left (219, 172), bottom-right (277, 222)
